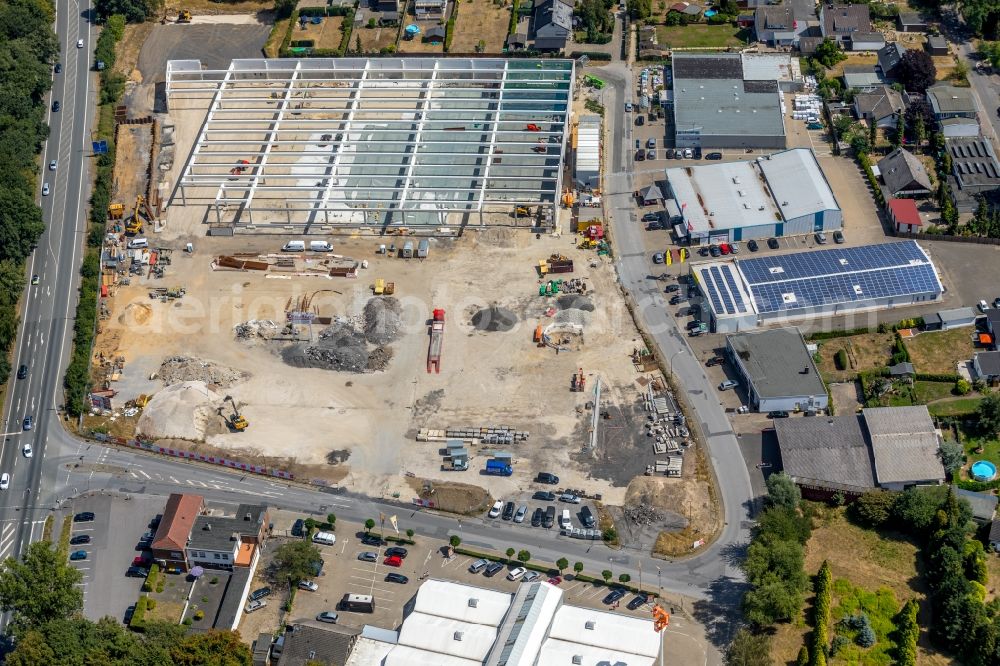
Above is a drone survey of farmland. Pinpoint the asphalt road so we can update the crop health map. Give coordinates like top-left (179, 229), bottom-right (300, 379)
top-left (0, 0), bottom-right (95, 593)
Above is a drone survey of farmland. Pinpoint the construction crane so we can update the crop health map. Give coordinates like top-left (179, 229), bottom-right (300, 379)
top-left (221, 395), bottom-right (248, 431)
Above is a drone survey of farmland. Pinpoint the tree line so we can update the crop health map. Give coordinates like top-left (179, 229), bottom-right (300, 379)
top-left (0, 0), bottom-right (59, 387)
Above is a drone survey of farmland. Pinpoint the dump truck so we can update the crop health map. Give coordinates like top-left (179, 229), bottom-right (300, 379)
top-left (426, 308), bottom-right (444, 373)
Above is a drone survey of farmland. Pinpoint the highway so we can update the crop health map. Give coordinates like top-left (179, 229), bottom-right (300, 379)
top-left (0, 0), bottom-right (94, 575)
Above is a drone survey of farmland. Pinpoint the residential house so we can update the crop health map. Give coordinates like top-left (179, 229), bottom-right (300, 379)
top-left (926, 35), bottom-right (949, 56)
top-left (853, 86), bottom-right (905, 129)
top-left (974, 351), bottom-right (1000, 383)
top-left (374, 0), bottom-right (398, 12)
top-left (843, 65), bottom-right (883, 91)
top-left (865, 406), bottom-right (945, 491)
top-left (150, 493), bottom-right (204, 571)
top-left (985, 310), bottom-right (1000, 342)
top-left (956, 488), bottom-right (998, 524)
top-left (277, 622), bottom-right (361, 666)
top-left (533, 0), bottom-right (572, 51)
top-left (185, 503), bottom-right (269, 571)
top-left (927, 84), bottom-right (977, 121)
top-left (754, 6), bottom-right (805, 47)
top-left (878, 148), bottom-right (932, 197)
top-left (887, 198), bottom-right (923, 234)
top-left (877, 42), bottom-right (906, 79)
top-left (819, 4), bottom-right (872, 46)
top-left (896, 12), bottom-right (926, 32)
top-left (414, 0), bottom-right (448, 19)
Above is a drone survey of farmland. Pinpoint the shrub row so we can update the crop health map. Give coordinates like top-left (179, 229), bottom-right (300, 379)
top-left (568, 51), bottom-right (613, 61)
top-left (299, 5), bottom-right (353, 17)
top-left (130, 595), bottom-right (149, 631)
top-left (894, 599), bottom-right (919, 666)
top-left (955, 477), bottom-right (1000, 492)
top-left (810, 561), bottom-right (832, 666)
top-left (914, 372), bottom-right (960, 382)
top-left (807, 327), bottom-right (873, 341)
top-left (508, 0), bottom-right (519, 36)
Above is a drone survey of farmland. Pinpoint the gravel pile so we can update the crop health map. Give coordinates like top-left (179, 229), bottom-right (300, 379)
top-left (364, 297), bottom-right (402, 345)
top-left (282, 321), bottom-right (371, 372)
top-left (158, 356), bottom-right (249, 388)
top-left (553, 308), bottom-right (591, 327)
top-left (471, 305), bottom-right (518, 332)
top-left (136, 381), bottom-right (221, 442)
top-left (557, 295), bottom-right (595, 312)
top-left (234, 319), bottom-right (279, 343)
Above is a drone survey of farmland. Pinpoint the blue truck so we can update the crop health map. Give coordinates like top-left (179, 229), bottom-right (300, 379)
top-left (484, 459), bottom-right (513, 476)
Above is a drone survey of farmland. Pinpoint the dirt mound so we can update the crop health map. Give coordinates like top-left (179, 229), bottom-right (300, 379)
top-left (119, 302), bottom-right (152, 326)
top-left (158, 356), bottom-right (250, 388)
top-left (136, 381), bottom-right (222, 442)
top-left (367, 346), bottom-right (394, 371)
top-left (471, 305), bottom-right (518, 332)
top-left (282, 321), bottom-right (369, 372)
top-left (364, 297), bottom-right (402, 345)
top-left (556, 295), bottom-right (595, 312)
top-left (407, 477), bottom-right (493, 515)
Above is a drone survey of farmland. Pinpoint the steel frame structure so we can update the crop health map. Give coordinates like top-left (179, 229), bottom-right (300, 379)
top-left (166, 57), bottom-right (574, 230)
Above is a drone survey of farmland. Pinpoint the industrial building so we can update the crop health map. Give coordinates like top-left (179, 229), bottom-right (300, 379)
top-left (666, 148), bottom-right (841, 244)
top-left (671, 53), bottom-right (788, 150)
top-left (690, 241), bottom-right (943, 332)
top-left (166, 58), bottom-right (573, 231)
top-left (574, 114), bottom-right (601, 190)
top-left (342, 578), bottom-right (662, 665)
top-left (945, 137), bottom-right (1000, 212)
top-left (725, 327), bottom-right (828, 413)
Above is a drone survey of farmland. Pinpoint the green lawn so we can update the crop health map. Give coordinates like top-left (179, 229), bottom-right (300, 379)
top-left (903, 328), bottom-right (975, 375)
top-left (654, 24), bottom-right (749, 49)
top-left (912, 380), bottom-right (956, 404)
top-left (929, 396), bottom-right (985, 417)
top-left (963, 431), bottom-right (1000, 471)
top-left (828, 579), bottom-right (900, 665)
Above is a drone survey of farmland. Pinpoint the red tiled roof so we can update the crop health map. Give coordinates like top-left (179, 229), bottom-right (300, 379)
top-left (151, 493), bottom-right (204, 552)
top-left (888, 198), bottom-right (921, 227)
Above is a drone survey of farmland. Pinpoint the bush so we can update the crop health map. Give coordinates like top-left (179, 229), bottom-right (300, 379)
top-left (954, 379), bottom-right (972, 395)
top-left (450, 535), bottom-right (462, 548)
top-left (894, 599), bottom-right (918, 665)
top-left (915, 372), bottom-right (961, 382)
top-left (829, 635), bottom-right (850, 657)
top-left (193, 610), bottom-right (204, 621)
top-left (146, 597), bottom-right (156, 610)
top-left (850, 491), bottom-right (897, 527)
top-left (131, 596), bottom-right (148, 631)
top-left (834, 349), bottom-right (848, 371)
top-left (182, 617), bottom-right (192, 626)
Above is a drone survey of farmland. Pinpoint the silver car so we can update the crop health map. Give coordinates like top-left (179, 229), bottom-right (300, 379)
top-left (357, 551), bottom-right (378, 562)
top-left (513, 505), bottom-right (528, 523)
top-left (245, 599), bottom-right (266, 613)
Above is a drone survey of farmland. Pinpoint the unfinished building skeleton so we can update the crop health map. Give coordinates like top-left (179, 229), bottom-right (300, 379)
top-left (166, 57), bottom-right (574, 232)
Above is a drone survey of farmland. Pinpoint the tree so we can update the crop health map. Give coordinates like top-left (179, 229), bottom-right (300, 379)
top-left (938, 439), bottom-right (965, 477)
top-left (725, 628), bottom-right (772, 666)
top-left (892, 113), bottom-right (905, 149)
top-left (629, 0), bottom-right (651, 20)
top-left (406, 528), bottom-right (414, 539)
top-left (962, 0), bottom-right (1000, 37)
top-left (955, 378), bottom-right (972, 395)
top-left (94, 0), bottom-right (155, 23)
top-left (556, 557), bottom-right (569, 573)
top-left (271, 542), bottom-right (322, 586)
top-left (618, 573), bottom-right (631, 583)
top-left (172, 631), bottom-right (253, 666)
top-left (274, 0), bottom-right (296, 19)
top-left (601, 569), bottom-right (613, 582)
top-left (517, 550), bottom-right (531, 563)
top-left (814, 39), bottom-right (846, 68)
top-left (898, 49), bottom-right (937, 93)
top-left (851, 491), bottom-right (897, 526)
top-left (765, 472), bottom-right (800, 511)
top-left (449, 535), bottom-right (461, 548)
top-left (326, 513), bottom-right (336, 527)
top-left (364, 518), bottom-right (375, 533)
top-left (573, 561), bottom-right (584, 575)
top-left (0, 541), bottom-right (83, 636)
top-left (505, 547), bottom-right (515, 559)
top-left (977, 392), bottom-right (1000, 438)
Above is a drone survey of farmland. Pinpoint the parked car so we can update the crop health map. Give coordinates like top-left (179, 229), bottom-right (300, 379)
top-left (580, 505), bottom-right (596, 528)
top-left (484, 561), bottom-right (505, 577)
top-left (245, 600), bottom-right (266, 613)
top-left (646, 138), bottom-right (656, 149)
top-left (559, 493), bottom-right (581, 504)
top-left (767, 237), bottom-right (779, 249)
top-left (669, 295), bottom-right (683, 305)
top-left (249, 588), bottom-right (271, 601)
top-left (74, 512), bottom-right (94, 523)
top-left (488, 500), bottom-right (503, 518)
top-left (385, 573), bottom-right (409, 584)
top-left (532, 491), bottom-right (556, 501)
top-left (502, 501), bottom-right (516, 521)
top-left (706, 356), bottom-right (725, 367)
top-left (316, 611), bottom-right (339, 624)
top-left (767, 410), bottom-right (790, 419)
top-left (747, 239), bottom-right (759, 252)
top-left (646, 149), bottom-right (655, 160)
top-left (641, 212), bottom-right (660, 222)
top-left (291, 519), bottom-right (305, 536)
top-left (383, 555), bottom-right (403, 567)
top-left (719, 380), bottom-right (739, 390)
top-left (70, 534), bottom-right (90, 545)
top-left (689, 328), bottom-right (705, 337)
top-left (683, 148), bottom-right (693, 158)
top-left (635, 139), bottom-right (640, 150)
top-left (548, 576), bottom-right (563, 585)
top-left (514, 505), bottom-right (528, 523)
top-left (536, 472), bottom-right (559, 484)
top-left (602, 588), bottom-right (627, 605)
top-left (360, 533), bottom-right (384, 546)
top-left (994, 297), bottom-right (1000, 309)
top-left (358, 551), bottom-right (378, 562)
top-left (719, 243), bottom-right (731, 255)
top-left (635, 115), bottom-right (644, 126)
top-left (69, 550), bottom-right (87, 561)
top-left (665, 284), bottom-right (680, 293)
top-left (524, 571), bottom-right (542, 582)
top-left (298, 580), bottom-right (319, 592)
top-left (126, 566), bottom-right (147, 578)
top-left (833, 230), bottom-right (845, 244)
top-left (133, 555), bottom-right (151, 567)
top-left (686, 320), bottom-right (704, 330)
top-left (507, 567), bottom-right (527, 581)
top-left (0, 474), bottom-right (8, 491)
top-left (730, 242), bottom-right (740, 254)
top-left (627, 593), bottom-right (650, 610)
top-left (815, 232), bottom-right (828, 244)
top-left (979, 300), bottom-right (990, 313)
top-left (705, 152), bottom-right (723, 160)
top-left (384, 547), bottom-right (408, 559)
top-left (709, 245), bottom-right (721, 257)
top-left (635, 150), bottom-right (645, 161)
top-left (531, 508), bottom-right (543, 527)
top-left (624, 102), bottom-right (633, 112)
top-left (646, 220), bottom-right (663, 231)
top-left (469, 559), bottom-right (489, 573)
top-left (652, 252), bottom-right (665, 264)
top-left (666, 148), bottom-right (676, 159)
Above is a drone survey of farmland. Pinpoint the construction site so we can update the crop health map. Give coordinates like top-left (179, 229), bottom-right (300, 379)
top-left (82, 46), bottom-right (716, 548)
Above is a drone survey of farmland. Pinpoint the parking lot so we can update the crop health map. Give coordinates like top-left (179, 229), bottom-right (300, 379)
top-left (67, 493), bottom-right (163, 623)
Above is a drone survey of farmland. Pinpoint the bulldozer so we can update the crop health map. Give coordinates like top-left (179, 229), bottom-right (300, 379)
top-left (221, 395), bottom-right (248, 432)
top-left (177, 9), bottom-right (192, 23)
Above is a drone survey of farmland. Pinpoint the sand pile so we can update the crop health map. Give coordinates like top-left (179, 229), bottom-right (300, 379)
top-left (136, 381), bottom-right (222, 442)
top-left (119, 302), bottom-right (152, 326)
top-left (158, 356), bottom-right (250, 388)
top-left (471, 305), bottom-right (518, 332)
top-left (364, 297), bottom-right (402, 345)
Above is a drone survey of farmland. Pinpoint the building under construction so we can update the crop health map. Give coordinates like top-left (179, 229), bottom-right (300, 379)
top-left (166, 57), bottom-right (574, 233)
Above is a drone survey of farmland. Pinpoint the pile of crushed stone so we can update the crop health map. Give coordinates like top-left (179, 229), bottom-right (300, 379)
top-left (157, 356), bottom-right (250, 388)
top-left (136, 381), bottom-right (222, 442)
top-left (557, 295), bottom-right (595, 312)
top-left (471, 305), bottom-right (518, 332)
top-left (364, 297), bottom-right (402, 345)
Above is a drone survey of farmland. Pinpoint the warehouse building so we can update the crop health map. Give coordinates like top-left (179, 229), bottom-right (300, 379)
top-left (666, 148), bottom-right (841, 244)
top-left (726, 327), bottom-right (828, 413)
top-left (166, 58), bottom-right (573, 231)
top-left (672, 53), bottom-right (787, 150)
top-left (574, 114), bottom-right (601, 190)
top-left (690, 241), bottom-right (943, 332)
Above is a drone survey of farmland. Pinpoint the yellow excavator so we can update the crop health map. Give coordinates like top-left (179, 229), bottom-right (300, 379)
top-left (221, 395), bottom-right (248, 431)
top-left (125, 195), bottom-right (154, 235)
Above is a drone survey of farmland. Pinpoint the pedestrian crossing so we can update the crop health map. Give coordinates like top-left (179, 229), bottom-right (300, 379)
top-left (0, 519), bottom-right (48, 561)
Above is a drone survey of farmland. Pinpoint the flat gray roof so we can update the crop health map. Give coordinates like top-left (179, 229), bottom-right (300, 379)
top-left (673, 78), bottom-right (785, 138)
top-left (728, 327), bottom-right (827, 399)
top-left (947, 137), bottom-right (1000, 189)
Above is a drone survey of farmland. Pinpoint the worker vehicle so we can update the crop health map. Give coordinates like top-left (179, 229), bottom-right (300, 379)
top-left (488, 500), bottom-right (503, 518)
top-left (535, 472), bottom-right (559, 485)
top-left (559, 509), bottom-right (572, 530)
top-left (719, 380), bottom-right (739, 391)
top-left (312, 531), bottom-right (336, 546)
top-left (282, 240), bottom-right (305, 252)
top-left (221, 395), bottom-right (248, 431)
top-left (340, 594), bottom-right (375, 613)
top-left (580, 505), bottom-right (596, 528)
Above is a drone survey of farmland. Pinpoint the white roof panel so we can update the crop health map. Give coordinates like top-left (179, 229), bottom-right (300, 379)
top-left (414, 579), bottom-right (511, 625)
top-left (666, 160), bottom-right (780, 235)
top-left (759, 149), bottom-right (840, 220)
top-left (397, 613), bottom-right (497, 661)
top-left (382, 645), bottom-right (481, 666)
top-left (547, 605), bottom-right (660, 658)
top-left (538, 638), bottom-right (657, 666)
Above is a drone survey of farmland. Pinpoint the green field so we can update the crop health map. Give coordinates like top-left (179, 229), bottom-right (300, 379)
top-left (655, 24), bottom-right (749, 49)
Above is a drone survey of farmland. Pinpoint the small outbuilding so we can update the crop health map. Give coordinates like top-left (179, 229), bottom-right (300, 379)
top-left (923, 307), bottom-right (978, 331)
top-left (896, 12), bottom-right (927, 33)
top-left (956, 488), bottom-right (998, 524)
top-left (638, 183), bottom-right (663, 206)
top-left (926, 35), bottom-right (949, 56)
top-left (887, 198), bottom-right (922, 234)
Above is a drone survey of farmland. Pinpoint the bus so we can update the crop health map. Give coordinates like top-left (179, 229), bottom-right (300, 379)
top-left (340, 594), bottom-right (375, 613)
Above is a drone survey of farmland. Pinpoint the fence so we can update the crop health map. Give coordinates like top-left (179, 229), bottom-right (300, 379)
top-left (892, 229), bottom-right (1000, 246)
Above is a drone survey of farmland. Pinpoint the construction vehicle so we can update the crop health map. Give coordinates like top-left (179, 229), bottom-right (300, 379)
top-left (108, 203), bottom-right (125, 219)
top-left (426, 308), bottom-right (445, 374)
top-left (229, 159), bottom-right (250, 178)
top-left (221, 395), bottom-right (248, 431)
top-left (513, 206), bottom-right (531, 217)
top-left (571, 368), bottom-right (586, 392)
top-left (126, 195), bottom-right (155, 235)
top-left (177, 9), bottom-right (192, 23)
top-left (374, 278), bottom-right (385, 295)
top-left (525, 124), bottom-right (541, 132)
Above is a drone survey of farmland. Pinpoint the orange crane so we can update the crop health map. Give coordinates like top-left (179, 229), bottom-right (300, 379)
top-left (427, 309), bottom-right (445, 373)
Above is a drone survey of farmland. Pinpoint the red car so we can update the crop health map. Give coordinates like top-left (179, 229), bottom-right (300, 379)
top-left (133, 555), bottom-right (151, 567)
top-left (547, 577), bottom-right (562, 585)
top-left (719, 243), bottom-right (731, 255)
top-left (384, 555), bottom-right (403, 568)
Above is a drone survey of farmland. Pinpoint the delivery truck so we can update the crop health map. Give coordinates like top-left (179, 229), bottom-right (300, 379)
top-left (484, 459), bottom-right (513, 476)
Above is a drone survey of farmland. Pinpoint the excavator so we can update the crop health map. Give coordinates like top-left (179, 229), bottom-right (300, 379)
top-left (125, 195), bottom-right (154, 235)
top-left (221, 395), bottom-right (248, 431)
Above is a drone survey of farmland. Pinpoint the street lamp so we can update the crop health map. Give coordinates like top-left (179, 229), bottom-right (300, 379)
top-left (669, 349), bottom-right (685, 376)
top-left (656, 566), bottom-right (661, 593)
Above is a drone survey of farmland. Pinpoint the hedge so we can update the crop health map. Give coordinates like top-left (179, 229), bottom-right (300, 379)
top-left (894, 599), bottom-right (919, 666)
top-left (130, 595), bottom-right (149, 631)
top-left (834, 349), bottom-right (848, 371)
top-left (384, 535), bottom-right (415, 545)
top-left (915, 372), bottom-right (960, 383)
top-left (508, 0), bottom-right (519, 35)
top-left (444, 18), bottom-right (456, 52)
top-left (810, 561), bottom-right (832, 666)
top-left (569, 51), bottom-right (613, 61)
top-left (807, 327), bottom-right (873, 341)
top-left (858, 152), bottom-right (885, 207)
top-left (956, 478), bottom-right (1000, 492)
top-left (335, 10), bottom-right (355, 56)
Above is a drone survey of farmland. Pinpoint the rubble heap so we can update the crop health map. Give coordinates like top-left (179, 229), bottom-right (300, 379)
top-left (157, 356), bottom-right (249, 388)
top-left (623, 503), bottom-right (666, 527)
top-left (363, 296), bottom-right (402, 346)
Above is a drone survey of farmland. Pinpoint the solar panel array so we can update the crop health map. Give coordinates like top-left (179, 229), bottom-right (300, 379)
top-left (736, 241), bottom-right (940, 315)
top-left (699, 264), bottom-right (750, 316)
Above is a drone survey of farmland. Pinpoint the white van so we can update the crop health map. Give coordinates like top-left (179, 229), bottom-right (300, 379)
top-left (128, 238), bottom-right (148, 249)
top-left (310, 240), bottom-right (333, 252)
top-left (312, 531), bottom-right (336, 546)
top-left (282, 240), bottom-right (305, 252)
top-left (559, 509), bottom-right (572, 531)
